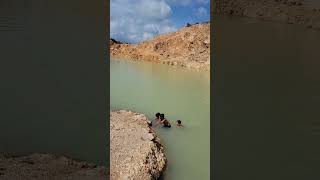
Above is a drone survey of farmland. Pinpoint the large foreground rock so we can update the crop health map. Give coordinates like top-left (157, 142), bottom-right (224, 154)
top-left (0, 153), bottom-right (107, 180)
top-left (110, 110), bottom-right (166, 180)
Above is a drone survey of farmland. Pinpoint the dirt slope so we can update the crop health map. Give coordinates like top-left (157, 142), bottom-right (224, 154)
top-left (110, 23), bottom-right (210, 71)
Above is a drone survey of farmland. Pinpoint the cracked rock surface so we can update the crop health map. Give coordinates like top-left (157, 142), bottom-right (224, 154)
top-left (110, 110), bottom-right (167, 180)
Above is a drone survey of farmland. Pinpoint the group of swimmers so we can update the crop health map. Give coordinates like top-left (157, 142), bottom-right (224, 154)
top-left (151, 112), bottom-right (183, 128)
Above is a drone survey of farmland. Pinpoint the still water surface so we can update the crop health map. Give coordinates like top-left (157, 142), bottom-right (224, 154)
top-left (110, 59), bottom-right (210, 180)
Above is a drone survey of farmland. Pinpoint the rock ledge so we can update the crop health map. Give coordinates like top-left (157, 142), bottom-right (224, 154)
top-left (110, 110), bottom-right (167, 180)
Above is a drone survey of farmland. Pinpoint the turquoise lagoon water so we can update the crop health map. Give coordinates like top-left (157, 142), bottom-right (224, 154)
top-left (110, 59), bottom-right (210, 180)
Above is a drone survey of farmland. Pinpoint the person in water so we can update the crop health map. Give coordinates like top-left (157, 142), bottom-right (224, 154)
top-left (153, 112), bottom-right (161, 126)
top-left (176, 120), bottom-right (183, 127)
top-left (155, 112), bottom-right (161, 122)
top-left (160, 114), bottom-right (171, 128)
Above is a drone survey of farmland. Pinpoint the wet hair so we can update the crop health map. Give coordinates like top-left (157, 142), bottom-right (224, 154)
top-left (177, 120), bottom-right (182, 124)
top-left (160, 113), bottom-right (165, 120)
top-left (155, 112), bottom-right (161, 118)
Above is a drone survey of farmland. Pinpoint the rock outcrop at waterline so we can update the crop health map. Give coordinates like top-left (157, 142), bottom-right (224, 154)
top-left (110, 22), bottom-right (210, 71)
top-left (0, 153), bottom-right (107, 180)
top-left (110, 110), bottom-right (166, 180)
top-left (214, 0), bottom-right (320, 30)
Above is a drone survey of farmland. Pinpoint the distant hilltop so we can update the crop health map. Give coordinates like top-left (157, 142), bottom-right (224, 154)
top-left (110, 38), bottom-right (121, 45)
top-left (184, 21), bottom-right (210, 27)
top-left (110, 38), bottom-right (130, 45)
top-left (110, 22), bottom-right (210, 71)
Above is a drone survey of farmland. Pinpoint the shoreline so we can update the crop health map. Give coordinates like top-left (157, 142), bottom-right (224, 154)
top-left (110, 56), bottom-right (210, 72)
top-left (110, 110), bottom-right (167, 180)
top-left (110, 55), bottom-right (210, 71)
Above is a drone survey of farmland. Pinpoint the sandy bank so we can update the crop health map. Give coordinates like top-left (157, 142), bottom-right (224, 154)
top-left (110, 110), bottom-right (166, 180)
top-left (0, 153), bottom-right (107, 180)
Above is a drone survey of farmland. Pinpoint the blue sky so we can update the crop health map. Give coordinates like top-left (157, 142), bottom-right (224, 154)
top-left (110, 0), bottom-right (210, 43)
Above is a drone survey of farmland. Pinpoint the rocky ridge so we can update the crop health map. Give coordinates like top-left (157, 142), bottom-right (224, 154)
top-left (110, 110), bottom-right (166, 180)
top-left (110, 23), bottom-right (210, 71)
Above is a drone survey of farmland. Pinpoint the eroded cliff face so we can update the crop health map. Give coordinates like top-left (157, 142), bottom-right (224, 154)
top-left (110, 110), bottom-right (166, 180)
top-left (215, 0), bottom-right (320, 30)
top-left (110, 23), bottom-right (210, 71)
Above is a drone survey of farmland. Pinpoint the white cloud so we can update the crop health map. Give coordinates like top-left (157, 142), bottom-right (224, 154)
top-left (194, 7), bottom-right (208, 17)
top-left (143, 32), bottom-right (154, 40)
top-left (110, 0), bottom-right (177, 43)
top-left (137, 0), bottom-right (171, 18)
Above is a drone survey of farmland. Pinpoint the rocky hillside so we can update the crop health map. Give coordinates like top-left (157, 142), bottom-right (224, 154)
top-left (110, 23), bottom-right (210, 71)
top-left (214, 0), bottom-right (320, 30)
top-left (110, 110), bottom-right (166, 180)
